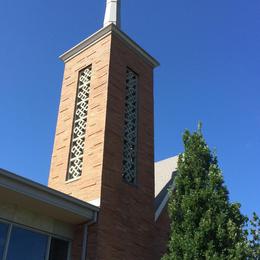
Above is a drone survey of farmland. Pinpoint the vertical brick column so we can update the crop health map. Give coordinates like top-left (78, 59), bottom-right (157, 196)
top-left (95, 33), bottom-right (156, 260)
top-left (48, 34), bottom-right (112, 203)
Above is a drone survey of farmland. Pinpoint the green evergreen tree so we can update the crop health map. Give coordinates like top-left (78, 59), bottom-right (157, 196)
top-left (248, 212), bottom-right (260, 259)
top-left (163, 126), bottom-right (250, 260)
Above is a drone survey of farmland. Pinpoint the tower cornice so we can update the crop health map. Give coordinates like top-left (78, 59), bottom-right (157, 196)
top-left (59, 24), bottom-right (159, 68)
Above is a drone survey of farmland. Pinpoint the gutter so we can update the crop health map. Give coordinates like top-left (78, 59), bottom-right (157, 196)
top-left (81, 212), bottom-right (98, 260)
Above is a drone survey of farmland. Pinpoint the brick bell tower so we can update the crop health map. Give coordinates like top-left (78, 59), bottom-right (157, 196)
top-left (48, 0), bottom-right (159, 258)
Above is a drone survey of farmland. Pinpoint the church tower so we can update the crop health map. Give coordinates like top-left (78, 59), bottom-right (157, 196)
top-left (48, 1), bottom-right (159, 258)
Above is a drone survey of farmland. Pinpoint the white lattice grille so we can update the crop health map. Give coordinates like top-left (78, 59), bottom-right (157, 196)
top-left (122, 68), bottom-right (138, 184)
top-left (67, 67), bottom-right (92, 180)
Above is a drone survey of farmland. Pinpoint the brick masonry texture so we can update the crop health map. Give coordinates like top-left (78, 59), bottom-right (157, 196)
top-left (48, 34), bottom-right (112, 203)
top-left (48, 30), bottom-right (169, 259)
top-left (154, 207), bottom-right (171, 259)
top-left (93, 33), bottom-right (156, 260)
top-left (71, 225), bottom-right (84, 260)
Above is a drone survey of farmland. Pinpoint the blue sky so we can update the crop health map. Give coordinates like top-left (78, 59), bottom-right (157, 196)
top-left (0, 0), bottom-right (259, 217)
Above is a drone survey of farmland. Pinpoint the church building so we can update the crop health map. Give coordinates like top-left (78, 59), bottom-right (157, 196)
top-left (0, 1), bottom-right (178, 259)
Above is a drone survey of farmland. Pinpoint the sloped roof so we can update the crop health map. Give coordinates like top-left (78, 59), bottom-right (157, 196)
top-left (154, 156), bottom-right (178, 221)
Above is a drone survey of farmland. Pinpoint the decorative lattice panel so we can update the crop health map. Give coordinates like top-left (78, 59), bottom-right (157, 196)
top-left (122, 68), bottom-right (138, 184)
top-left (67, 66), bottom-right (92, 180)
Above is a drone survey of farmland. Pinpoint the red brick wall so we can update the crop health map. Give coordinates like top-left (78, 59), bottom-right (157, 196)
top-left (154, 207), bottom-right (171, 259)
top-left (71, 224), bottom-right (84, 260)
top-left (86, 223), bottom-right (98, 260)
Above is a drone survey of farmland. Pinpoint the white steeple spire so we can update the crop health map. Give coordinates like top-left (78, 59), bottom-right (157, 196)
top-left (103, 0), bottom-right (121, 29)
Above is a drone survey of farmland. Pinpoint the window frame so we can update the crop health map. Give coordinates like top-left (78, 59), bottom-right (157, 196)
top-left (0, 218), bottom-right (71, 260)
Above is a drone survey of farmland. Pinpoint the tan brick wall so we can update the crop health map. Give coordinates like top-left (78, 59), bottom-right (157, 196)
top-left (48, 29), bottom-right (167, 259)
top-left (48, 35), bottom-right (112, 203)
top-left (94, 34), bottom-right (156, 260)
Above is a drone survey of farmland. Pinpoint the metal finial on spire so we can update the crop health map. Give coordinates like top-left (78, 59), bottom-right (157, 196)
top-left (103, 0), bottom-right (121, 29)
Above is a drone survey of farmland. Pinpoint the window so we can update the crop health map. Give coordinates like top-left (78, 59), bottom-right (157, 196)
top-left (0, 222), bottom-right (8, 259)
top-left (0, 221), bottom-right (70, 260)
top-left (49, 237), bottom-right (69, 260)
top-left (7, 226), bottom-right (48, 260)
top-left (122, 68), bottom-right (139, 184)
top-left (67, 66), bottom-right (92, 180)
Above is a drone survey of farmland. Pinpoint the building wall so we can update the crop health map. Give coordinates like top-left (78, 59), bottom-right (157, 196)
top-left (47, 28), bottom-right (168, 259)
top-left (154, 206), bottom-right (171, 259)
top-left (86, 223), bottom-right (98, 260)
top-left (71, 224), bottom-right (84, 260)
top-left (48, 34), bottom-right (112, 203)
top-left (94, 33), bottom-right (156, 260)
top-left (0, 201), bottom-right (74, 239)
top-left (0, 201), bottom-right (98, 260)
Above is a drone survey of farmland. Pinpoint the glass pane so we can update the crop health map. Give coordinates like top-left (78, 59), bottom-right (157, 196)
top-left (49, 237), bottom-right (69, 260)
top-left (0, 222), bottom-right (9, 259)
top-left (7, 226), bottom-right (48, 260)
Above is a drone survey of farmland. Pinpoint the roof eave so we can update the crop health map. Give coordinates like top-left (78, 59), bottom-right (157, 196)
top-left (0, 169), bottom-right (99, 224)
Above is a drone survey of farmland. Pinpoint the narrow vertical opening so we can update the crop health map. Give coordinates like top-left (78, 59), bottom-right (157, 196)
top-left (122, 68), bottom-right (139, 184)
top-left (66, 66), bottom-right (92, 181)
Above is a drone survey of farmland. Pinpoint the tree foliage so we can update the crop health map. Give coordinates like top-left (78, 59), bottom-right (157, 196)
top-left (248, 213), bottom-right (260, 259)
top-left (162, 127), bottom-right (259, 259)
